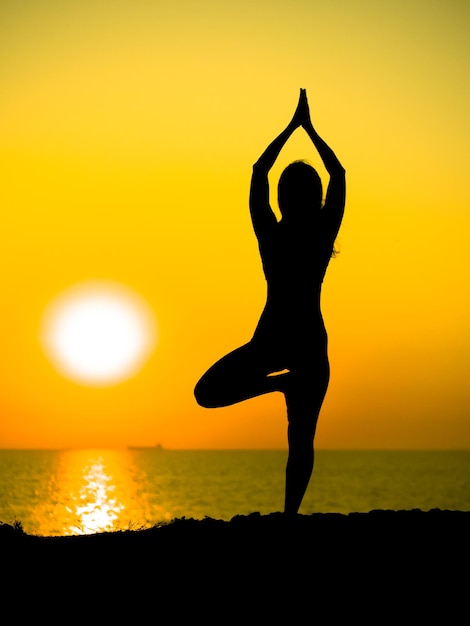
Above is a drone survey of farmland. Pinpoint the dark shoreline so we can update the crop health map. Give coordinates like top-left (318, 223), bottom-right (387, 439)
top-left (2, 509), bottom-right (468, 620)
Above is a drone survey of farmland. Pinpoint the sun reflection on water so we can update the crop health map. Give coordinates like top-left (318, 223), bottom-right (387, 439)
top-left (34, 449), bottom-right (160, 536)
top-left (73, 457), bottom-right (125, 534)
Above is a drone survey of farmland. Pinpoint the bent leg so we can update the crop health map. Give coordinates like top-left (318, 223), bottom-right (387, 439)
top-left (283, 363), bottom-right (329, 515)
top-left (194, 342), bottom-right (285, 408)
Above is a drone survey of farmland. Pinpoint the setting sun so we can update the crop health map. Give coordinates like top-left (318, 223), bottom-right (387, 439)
top-left (40, 282), bottom-right (157, 386)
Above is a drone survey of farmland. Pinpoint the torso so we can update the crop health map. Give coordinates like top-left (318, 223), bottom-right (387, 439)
top-left (252, 217), bottom-right (333, 361)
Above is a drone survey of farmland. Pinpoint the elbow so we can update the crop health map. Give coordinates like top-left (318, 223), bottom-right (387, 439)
top-left (252, 162), bottom-right (269, 180)
top-left (252, 158), bottom-right (269, 174)
top-left (331, 164), bottom-right (346, 178)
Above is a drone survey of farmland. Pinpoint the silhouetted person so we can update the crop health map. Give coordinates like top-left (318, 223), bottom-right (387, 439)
top-left (195, 89), bottom-right (346, 514)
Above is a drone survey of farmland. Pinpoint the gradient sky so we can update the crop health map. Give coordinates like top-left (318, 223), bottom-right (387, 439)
top-left (0, 0), bottom-right (469, 450)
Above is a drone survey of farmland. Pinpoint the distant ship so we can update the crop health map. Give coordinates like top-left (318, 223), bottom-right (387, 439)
top-left (127, 443), bottom-right (164, 450)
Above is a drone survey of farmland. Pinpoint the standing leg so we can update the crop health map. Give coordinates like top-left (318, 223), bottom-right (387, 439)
top-left (283, 364), bottom-right (329, 515)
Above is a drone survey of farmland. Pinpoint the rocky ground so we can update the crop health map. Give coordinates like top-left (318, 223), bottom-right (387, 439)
top-left (2, 509), bottom-right (468, 622)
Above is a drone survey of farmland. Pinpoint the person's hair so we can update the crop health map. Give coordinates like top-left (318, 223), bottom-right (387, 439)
top-left (278, 160), bottom-right (323, 216)
top-left (278, 160), bottom-right (339, 258)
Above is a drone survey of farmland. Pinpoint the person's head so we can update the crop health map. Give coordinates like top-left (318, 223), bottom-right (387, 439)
top-left (278, 160), bottom-right (322, 219)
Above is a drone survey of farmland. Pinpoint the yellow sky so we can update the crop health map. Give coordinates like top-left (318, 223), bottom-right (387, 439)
top-left (0, 0), bottom-right (469, 450)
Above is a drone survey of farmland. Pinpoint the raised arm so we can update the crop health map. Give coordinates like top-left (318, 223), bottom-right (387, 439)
top-left (301, 89), bottom-right (346, 240)
top-left (249, 92), bottom-right (304, 238)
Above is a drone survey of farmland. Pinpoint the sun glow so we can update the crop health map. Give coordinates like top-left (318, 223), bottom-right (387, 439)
top-left (41, 282), bottom-right (157, 386)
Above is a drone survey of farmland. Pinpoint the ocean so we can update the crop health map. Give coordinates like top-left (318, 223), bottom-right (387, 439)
top-left (0, 449), bottom-right (469, 537)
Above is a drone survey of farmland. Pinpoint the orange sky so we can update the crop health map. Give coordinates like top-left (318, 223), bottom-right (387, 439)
top-left (0, 0), bottom-right (469, 450)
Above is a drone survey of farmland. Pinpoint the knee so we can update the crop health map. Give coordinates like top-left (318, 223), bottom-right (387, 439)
top-left (194, 375), bottom-right (222, 408)
top-left (287, 419), bottom-right (317, 448)
top-left (194, 377), bottom-right (211, 408)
